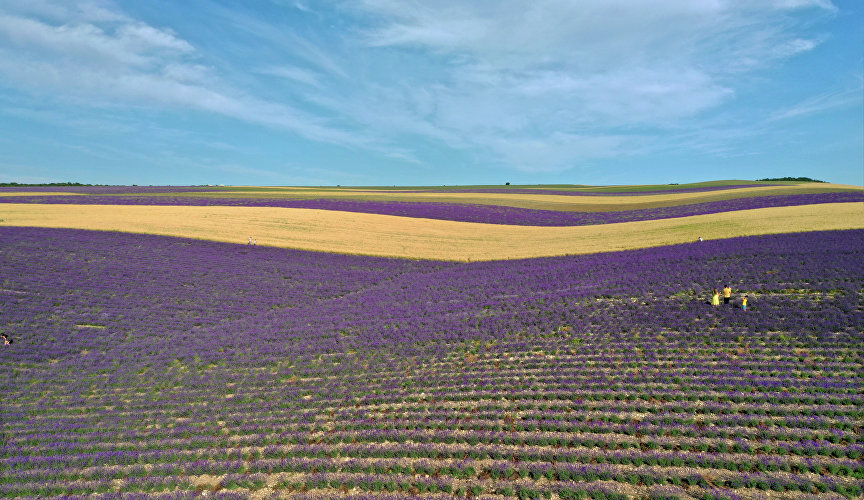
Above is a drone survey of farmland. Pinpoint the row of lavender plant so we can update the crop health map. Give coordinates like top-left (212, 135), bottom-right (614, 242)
top-left (0, 185), bottom-right (225, 194)
top-left (2, 191), bottom-right (861, 226)
top-left (370, 183), bottom-right (783, 195)
top-left (1, 227), bottom-right (861, 498)
top-left (0, 182), bottom-right (783, 196)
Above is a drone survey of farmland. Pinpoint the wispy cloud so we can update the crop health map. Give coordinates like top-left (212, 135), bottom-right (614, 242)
top-left (0, 12), bottom-right (191, 67)
top-left (258, 65), bottom-right (322, 87)
top-left (767, 87), bottom-right (863, 122)
top-left (0, 0), bottom-right (851, 181)
top-left (322, 0), bottom-right (837, 171)
top-left (206, 3), bottom-right (349, 79)
top-left (0, 1), bottom-right (386, 154)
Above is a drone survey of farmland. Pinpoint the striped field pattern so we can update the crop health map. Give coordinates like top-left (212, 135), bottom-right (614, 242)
top-left (1, 182), bottom-right (862, 499)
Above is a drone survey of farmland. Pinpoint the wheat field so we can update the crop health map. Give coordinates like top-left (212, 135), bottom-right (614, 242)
top-left (2, 202), bottom-right (861, 261)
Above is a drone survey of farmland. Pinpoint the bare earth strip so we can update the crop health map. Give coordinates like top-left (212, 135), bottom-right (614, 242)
top-left (1, 202), bottom-right (862, 261)
top-left (190, 183), bottom-right (862, 212)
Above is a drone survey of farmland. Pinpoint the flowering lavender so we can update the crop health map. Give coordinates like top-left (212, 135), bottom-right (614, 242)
top-left (0, 185), bottom-right (219, 194)
top-left (0, 227), bottom-right (862, 498)
top-left (2, 191), bottom-right (861, 226)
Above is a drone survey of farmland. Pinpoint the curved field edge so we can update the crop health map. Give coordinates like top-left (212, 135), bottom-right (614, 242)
top-left (1, 202), bottom-right (863, 261)
top-left (2, 192), bottom-right (861, 227)
top-left (115, 183), bottom-right (864, 212)
top-left (3, 183), bottom-right (860, 214)
top-left (199, 179), bottom-right (854, 194)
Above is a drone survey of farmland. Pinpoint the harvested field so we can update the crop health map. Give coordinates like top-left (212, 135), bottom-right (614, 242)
top-left (1, 202), bottom-right (862, 261)
top-left (1, 192), bottom-right (861, 226)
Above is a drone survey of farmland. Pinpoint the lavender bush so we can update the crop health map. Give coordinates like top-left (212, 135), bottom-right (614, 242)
top-left (0, 227), bottom-right (862, 498)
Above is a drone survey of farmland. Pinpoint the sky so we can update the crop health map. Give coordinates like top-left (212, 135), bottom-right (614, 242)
top-left (0, 0), bottom-right (861, 186)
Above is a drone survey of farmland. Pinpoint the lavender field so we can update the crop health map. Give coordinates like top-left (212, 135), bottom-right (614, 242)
top-left (1, 227), bottom-right (863, 499)
top-left (2, 192), bottom-right (861, 227)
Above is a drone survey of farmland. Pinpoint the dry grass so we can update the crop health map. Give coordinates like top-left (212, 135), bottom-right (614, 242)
top-left (188, 183), bottom-right (862, 212)
top-left (2, 202), bottom-right (862, 261)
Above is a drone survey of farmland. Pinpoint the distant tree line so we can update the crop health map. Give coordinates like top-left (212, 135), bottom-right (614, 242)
top-left (0, 182), bottom-right (98, 187)
top-left (757, 177), bottom-right (825, 183)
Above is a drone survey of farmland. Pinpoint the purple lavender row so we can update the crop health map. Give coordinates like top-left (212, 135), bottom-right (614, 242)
top-left (1, 191), bottom-right (860, 225)
top-left (6, 382), bottom-right (857, 450)
top-left (0, 185), bottom-right (219, 194)
top-left (2, 228), bottom-right (862, 497)
top-left (6, 439), bottom-right (859, 482)
top-left (3, 455), bottom-right (855, 498)
top-left (372, 183), bottom-right (781, 195)
top-left (7, 441), bottom-right (858, 479)
top-left (5, 387), bottom-right (857, 452)
top-left (8, 402), bottom-right (856, 450)
top-left (0, 183), bottom-right (780, 195)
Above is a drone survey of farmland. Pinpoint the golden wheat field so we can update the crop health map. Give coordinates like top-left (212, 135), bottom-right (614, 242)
top-left (1, 202), bottom-right (861, 261)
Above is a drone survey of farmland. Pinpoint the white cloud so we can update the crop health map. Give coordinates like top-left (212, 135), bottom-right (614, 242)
top-left (486, 133), bottom-right (645, 173)
top-left (205, 4), bottom-right (349, 79)
top-left (769, 37), bottom-right (821, 58)
top-left (259, 65), bottom-right (322, 86)
top-left (0, 0), bottom-right (845, 177)
top-left (0, 14), bottom-right (147, 67)
top-left (116, 23), bottom-right (194, 53)
top-left (767, 87), bottom-right (864, 122)
top-left (0, 1), bottom-right (393, 156)
top-left (293, 2), bottom-right (313, 13)
top-left (324, 0), bottom-right (837, 171)
top-left (769, 0), bottom-right (837, 11)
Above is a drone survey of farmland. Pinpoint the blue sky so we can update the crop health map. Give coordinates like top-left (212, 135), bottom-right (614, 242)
top-left (0, 0), bottom-right (861, 186)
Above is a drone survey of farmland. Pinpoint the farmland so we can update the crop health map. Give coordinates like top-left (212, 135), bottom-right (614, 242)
top-left (1, 182), bottom-right (863, 499)
top-left (1, 181), bottom-right (863, 260)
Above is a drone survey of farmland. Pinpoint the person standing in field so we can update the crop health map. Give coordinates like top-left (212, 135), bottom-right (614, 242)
top-left (723, 285), bottom-right (732, 305)
top-left (248, 236), bottom-right (253, 245)
top-left (742, 295), bottom-right (748, 311)
top-left (711, 288), bottom-right (720, 307)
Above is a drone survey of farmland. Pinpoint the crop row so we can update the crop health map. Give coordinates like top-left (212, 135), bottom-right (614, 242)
top-left (2, 191), bottom-right (861, 226)
top-left (2, 228), bottom-right (862, 498)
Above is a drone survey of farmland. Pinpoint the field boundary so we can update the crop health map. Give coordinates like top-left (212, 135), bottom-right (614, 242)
top-left (1, 202), bottom-right (862, 261)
